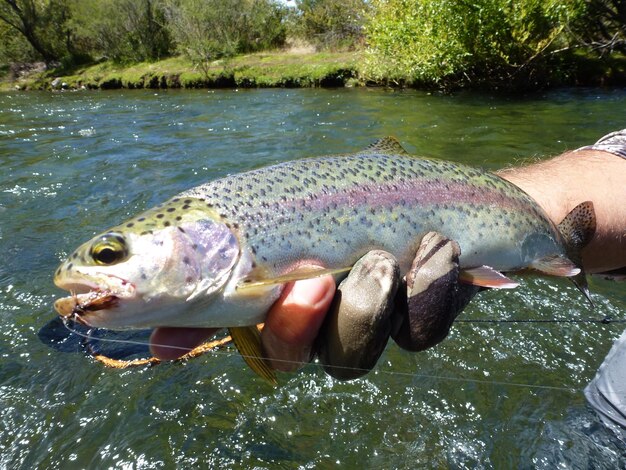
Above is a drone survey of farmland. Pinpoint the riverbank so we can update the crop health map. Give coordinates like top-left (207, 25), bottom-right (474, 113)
top-left (3, 50), bottom-right (625, 92)
top-left (3, 51), bottom-right (361, 91)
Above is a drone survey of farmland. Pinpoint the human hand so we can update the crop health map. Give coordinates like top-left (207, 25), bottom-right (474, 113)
top-left (317, 232), bottom-right (480, 380)
top-left (148, 273), bottom-right (336, 367)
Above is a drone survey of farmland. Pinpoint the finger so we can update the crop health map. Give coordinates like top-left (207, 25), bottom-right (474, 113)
top-left (392, 232), bottom-right (479, 352)
top-left (149, 327), bottom-right (219, 360)
top-left (262, 274), bottom-right (336, 372)
top-left (318, 250), bottom-right (401, 380)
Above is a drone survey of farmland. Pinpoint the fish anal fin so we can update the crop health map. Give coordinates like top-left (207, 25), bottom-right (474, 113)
top-left (459, 266), bottom-right (519, 289)
top-left (531, 255), bottom-right (581, 277)
top-left (531, 254), bottom-right (593, 307)
top-left (364, 137), bottom-right (409, 155)
top-left (229, 325), bottom-right (277, 385)
top-left (557, 201), bottom-right (596, 252)
top-left (237, 266), bottom-right (352, 291)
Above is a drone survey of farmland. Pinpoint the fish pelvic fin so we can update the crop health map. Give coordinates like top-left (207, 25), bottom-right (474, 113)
top-left (459, 266), bottom-right (519, 289)
top-left (554, 201), bottom-right (597, 307)
top-left (229, 326), bottom-right (277, 385)
top-left (364, 137), bottom-right (410, 155)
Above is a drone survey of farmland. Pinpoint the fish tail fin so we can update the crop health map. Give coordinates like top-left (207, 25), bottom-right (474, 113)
top-left (556, 201), bottom-right (597, 306)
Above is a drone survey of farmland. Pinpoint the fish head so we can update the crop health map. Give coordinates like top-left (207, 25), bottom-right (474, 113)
top-left (53, 198), bottom-right (240, 328)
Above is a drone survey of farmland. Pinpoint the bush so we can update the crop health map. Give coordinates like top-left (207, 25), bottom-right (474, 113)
top-left (164, 0), bottom-right (286, 76)
top-left (70, 0), bottom-right (172, 63)
top-left (363, 0), bottom-right (586, 88)
top-left (576, 0), bottom-right (626, 56)
top-left (293, 0), bottom-right (369, 50)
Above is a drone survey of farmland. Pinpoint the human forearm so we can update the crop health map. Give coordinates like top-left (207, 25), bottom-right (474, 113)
top-left (497, 150), bottom-right (626, 273)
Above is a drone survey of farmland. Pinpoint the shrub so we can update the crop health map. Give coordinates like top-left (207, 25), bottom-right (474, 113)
top-left (363, 0), bottom-right (586, 88)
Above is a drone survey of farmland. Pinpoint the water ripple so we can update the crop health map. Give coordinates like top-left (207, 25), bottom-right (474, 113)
top-left (0, 89), bottom-right (625, 467)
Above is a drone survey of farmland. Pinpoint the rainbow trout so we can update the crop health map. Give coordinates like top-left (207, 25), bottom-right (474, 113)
top-left (53, 138), bottom-right (595, 381)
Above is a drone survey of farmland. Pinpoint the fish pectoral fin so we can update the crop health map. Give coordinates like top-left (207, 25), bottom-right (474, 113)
top-left (459, 266), bottom-right (519, 289)
top-left (236, 266), bottom-right (352, 291)
top-left (228, 326), bottom-right (277, 385)
top-left (530, 255), bottom-right (581, 277)
top-left (364, 136), bottom-right (410, 156)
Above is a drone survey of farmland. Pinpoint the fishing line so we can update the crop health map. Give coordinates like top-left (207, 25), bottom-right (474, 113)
top-left (61, 316), bottom-right (196, 353)
top-left (59, 317), bottom-right (591, 394)
top-left (457, 317), bottom-right (626, 324)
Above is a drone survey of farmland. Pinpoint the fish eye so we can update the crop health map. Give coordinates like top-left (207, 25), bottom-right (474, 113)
top-left (90, 233), bottom-right (129, 266)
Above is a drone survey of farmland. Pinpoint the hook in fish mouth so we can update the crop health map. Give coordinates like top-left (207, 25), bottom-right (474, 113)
top-left (54, 272), bottom-right (136, 324)
top-left (54, 290), bottom-right (120, 324)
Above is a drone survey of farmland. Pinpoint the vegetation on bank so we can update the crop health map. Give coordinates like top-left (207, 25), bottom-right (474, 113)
top-left (1, 0), bottom-right (625, 91)
top-left (5, 51), bottom-right (360, 91)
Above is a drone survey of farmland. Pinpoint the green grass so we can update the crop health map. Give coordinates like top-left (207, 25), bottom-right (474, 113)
top-left (2, 49), bottom-right (624, 92)
top-left (3, 51), bottom-right (362, 91)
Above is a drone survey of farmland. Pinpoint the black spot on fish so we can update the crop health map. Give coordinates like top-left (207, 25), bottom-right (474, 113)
top-left (184, 199), bottom-right (192, 204)
top-left (164, 221), bottom-right (171, 227)
top-left (167, 207), bottom-right (176, 213)
top-left (138, 217), bottom-right (145, 222)
top-left (126, 223), bottom-right (134, 228)
top-left (156, 214), bottom-right (164, 219)
top-left (177, 227), bottom-right (186, 233)
top-left (66, 263), bottom-right (73, 271)
top-left (176, 216), bottom-right (182, 221)
top-left (72, 253), bottom-right (78, 259)
top-left (182, 205), bottom-right (190, 210)
top-left (183, 256), bottom-right (190, 265)
top-left (141, 273), bottom-right (147, 280)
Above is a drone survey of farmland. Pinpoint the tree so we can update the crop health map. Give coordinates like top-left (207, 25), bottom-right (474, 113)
top-left (0, 0), bottom-right (72, 63)
top-left (295, 0), bottom-right (368, 50)
top-left (69, 0), bottom-right (172, 63)
top-left (164, 0), bottom-right (286, 74)
top-left (578, 0), bottom-right (626, 55)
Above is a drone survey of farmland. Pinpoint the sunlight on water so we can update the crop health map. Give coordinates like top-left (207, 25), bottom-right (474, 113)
top-left (0, 89), bottom-right (625, 467)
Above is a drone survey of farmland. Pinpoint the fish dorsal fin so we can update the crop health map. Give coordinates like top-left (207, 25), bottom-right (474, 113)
top-left (236, 266), bottom-right (352, 291)
top-left (364, 137), bottom-right (409, 155)
top-left (557, 201), bottom-right (596, 252)
top-left (229, 325), bottom-right (277, 385)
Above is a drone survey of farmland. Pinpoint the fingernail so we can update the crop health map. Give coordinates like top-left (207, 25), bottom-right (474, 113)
top-left (286, 276), bottom-right (330, 307)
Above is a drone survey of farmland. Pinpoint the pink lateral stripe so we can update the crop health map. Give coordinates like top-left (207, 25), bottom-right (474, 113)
top-left (288, 179), bottom-right (537, 214)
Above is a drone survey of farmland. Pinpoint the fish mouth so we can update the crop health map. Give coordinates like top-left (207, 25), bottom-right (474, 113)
top-left (54, 274), bottom-right (136, 325)
top-left (54, 290), bottom-right (120, 324)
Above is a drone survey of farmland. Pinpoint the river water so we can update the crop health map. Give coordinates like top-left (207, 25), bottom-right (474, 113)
top-left (1, 88), bottom-right (625, 468)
